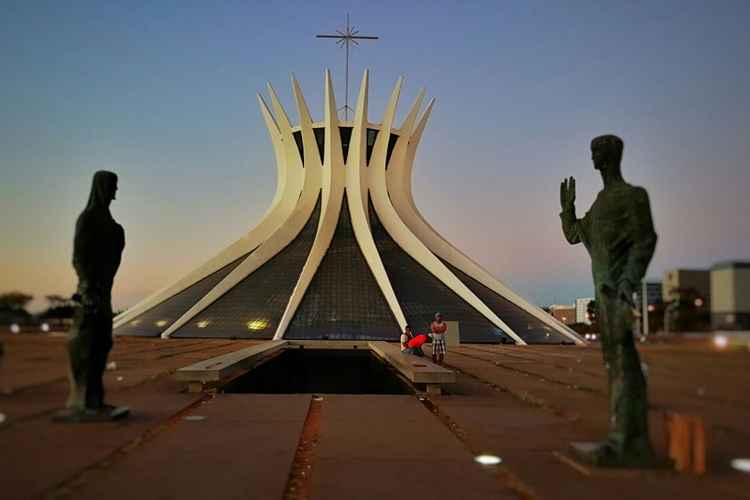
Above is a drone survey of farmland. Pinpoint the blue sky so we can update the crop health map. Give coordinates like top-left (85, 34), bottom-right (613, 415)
top-left (2, 1), bottom-right (749, 311)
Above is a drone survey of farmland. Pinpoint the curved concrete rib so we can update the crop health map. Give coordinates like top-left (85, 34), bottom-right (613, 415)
top-left (114, 93), bottom-right (301, 330)
top-left (161, 84), bottom-right (322, 338)
top-left (273, 71), bottom-right (346, 339)
top-left (369, 80), bottom-right (526, 345)
top-left (345, 70), bottom-right (407, 329)
top-left (388, 101), bottom-right (583, 344)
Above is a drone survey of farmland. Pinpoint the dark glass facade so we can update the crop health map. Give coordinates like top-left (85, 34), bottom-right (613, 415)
top-left (294, 127), bottom-right (398, 168)
top-left (339, 126), bottom-right (353, 164)
top-left (114, 253), bottom-right (250, 337)
top-left (369, 199), bottom-right (513, 343)
top-left (293, 128), bottom-right (326, 166)
top-left (385, 133), bottom-right (399, 168)
top-left (366, 128), bottom-right (379, 165)
top-left (443, 260), bottom-right (574, 344)
top-left (313, 127), bottom-right (325, 163)
top-left (285, 198), bottom-right (400, 340)
top-left (292, 131), bottom-right (304, 166)
top-left (171, 197), bottom-right (321, 339)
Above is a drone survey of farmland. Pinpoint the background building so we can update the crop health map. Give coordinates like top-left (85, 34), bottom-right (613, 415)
top-left (662, 269), bottom-right (710, 307)
top-left (575, 298), bottom-right (594, 325)
top-left (635, 281), bottom-right (662, 310)
top-left (663, 269), bottom-right (712, 332)
top-left (549, 305), bottom-right (576, 326)
top-left (711, 261), bottom-right (750, 330)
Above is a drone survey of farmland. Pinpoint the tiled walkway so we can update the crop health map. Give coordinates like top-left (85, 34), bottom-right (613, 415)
top-left (1, 334), bottom-right (748, 499)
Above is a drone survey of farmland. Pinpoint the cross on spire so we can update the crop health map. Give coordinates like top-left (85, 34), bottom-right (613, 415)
top-left (316, 13), bottom-right (379, 120)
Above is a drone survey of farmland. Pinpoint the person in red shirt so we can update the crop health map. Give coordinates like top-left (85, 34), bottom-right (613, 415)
top-left (408, 333), bottom-right (429, 350)
top-left (400, 325), bottom-right (426, 357)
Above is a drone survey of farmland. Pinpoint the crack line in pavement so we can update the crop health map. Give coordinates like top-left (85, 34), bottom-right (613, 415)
top-left (283, 396), bottom-right (322, 500)
top-left (0, 340), bottom-right (237, 398)
top-left (455, 349), bottom-right (750, 439)
top-left (451, 349), bottom-right (605, 397)
top-left (0, 371), bottom-right (182, 434)
top-left (444, 361), bottom-right (583, 423)
top-left (116, 339), bottom-right (208, 356)
top-left (418, 396), bottom-right (538, 500)
top-left (154, 341), bottom-right (243, 360)
top-left (2, 349), bottom-right (241, 430)
top-left (0, 376), bottom-right (68, 397)
top-left (41, 391), bottom-right (213, 500)
top-left (459, 345), bottom-right (603, 379)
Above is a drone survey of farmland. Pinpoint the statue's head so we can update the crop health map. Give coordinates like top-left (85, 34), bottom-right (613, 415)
top-left (591, 135), bottom-right (623, 171)
top-left (88, 170), bottom-right (119, 209)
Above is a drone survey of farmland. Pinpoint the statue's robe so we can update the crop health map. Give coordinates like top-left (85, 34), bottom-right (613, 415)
top-left (561, 181), bottom-right (657, 458)
top-left (68, 171), bottom-right (125, 410)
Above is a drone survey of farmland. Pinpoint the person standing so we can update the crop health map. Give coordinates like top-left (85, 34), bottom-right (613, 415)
top-left (430, 312), bottom-right (447, 365)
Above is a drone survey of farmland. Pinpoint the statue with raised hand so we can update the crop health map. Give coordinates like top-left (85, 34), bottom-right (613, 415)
top-left (560, 135), bottom-right (657, 466)
top-left (56, 171), bottom-right (128, 422)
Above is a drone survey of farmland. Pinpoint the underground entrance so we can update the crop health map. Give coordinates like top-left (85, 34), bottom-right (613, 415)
top-left (222, 348), bottom-right (414, 395)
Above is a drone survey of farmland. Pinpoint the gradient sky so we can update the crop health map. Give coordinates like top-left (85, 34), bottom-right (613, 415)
top-left (2, 1), bottom-right (749, 312)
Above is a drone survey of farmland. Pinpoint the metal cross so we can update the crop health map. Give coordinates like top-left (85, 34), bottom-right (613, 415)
top-left (316, 13), bottom-right (379, 119)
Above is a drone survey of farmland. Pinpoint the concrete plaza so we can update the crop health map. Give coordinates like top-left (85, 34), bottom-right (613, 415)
top-left (1, 333), bottom-right (748, 499)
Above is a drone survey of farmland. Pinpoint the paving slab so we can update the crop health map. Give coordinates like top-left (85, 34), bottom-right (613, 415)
top-left (451, 343), bottom-right (750, 471)
top-left (2, 336), bottom-right (750, 499)
top-left (0, 337), bottom-right (253, 426)
top-left (437, 355), bottom-right (750, 499)
top-left (0, 375), bottom-right (198, 500)
top-left (66, 394), bottom-right (310, 500)
top-left (0, 334), bottom-right (69, 393)
top-left (310, 395), bottom-right (513, 499)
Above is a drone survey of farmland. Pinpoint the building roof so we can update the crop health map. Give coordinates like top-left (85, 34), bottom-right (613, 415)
top-left (711, 260), bottom-right (750, 271)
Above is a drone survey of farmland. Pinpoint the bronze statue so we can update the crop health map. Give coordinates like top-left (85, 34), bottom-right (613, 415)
top-left (560, 135), bottom-right (656, 466)
top-left (56, 171), bottom-right (128, 422)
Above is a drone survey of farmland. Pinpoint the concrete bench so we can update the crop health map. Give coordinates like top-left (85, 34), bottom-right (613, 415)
top-left (175, 340), bottom-right (287, 392)
top-left (368, 341), bottom-right (456, 395)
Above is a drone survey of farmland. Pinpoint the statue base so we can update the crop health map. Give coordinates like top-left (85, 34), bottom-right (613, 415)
top-left (53, 405), bottom-right (130, 423)
top-left (555, 441), bottom-right (670, 475)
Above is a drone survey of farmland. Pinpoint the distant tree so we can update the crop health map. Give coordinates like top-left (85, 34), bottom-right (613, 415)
top-left (666, 287), bottom-right (710, 332)
top-left (39, 294), bottom-right (77, 320)
top-left (0, 291), bottom-right (33, 323)
top-left (0, 292), bottom-right (33, 312)
top-left (45, 294), bottom-right (71, 306)
top-left (586, 300), bottom-right (598, 331)
top-left (569, 322), bottom-right (594, 334)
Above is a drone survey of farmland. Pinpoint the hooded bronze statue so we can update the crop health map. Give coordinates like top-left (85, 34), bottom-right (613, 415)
top-left (58, 171), bottom-right (128, 421)
top-left (560, 135), bottom-right (657, 466)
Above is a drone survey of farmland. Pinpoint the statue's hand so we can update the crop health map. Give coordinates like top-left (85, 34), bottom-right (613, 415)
top-left (560, 176), bottom-right (576, 211)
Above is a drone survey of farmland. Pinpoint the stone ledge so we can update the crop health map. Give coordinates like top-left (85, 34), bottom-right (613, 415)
top-left (175, 340), bottom-right (288, 387)
top-left (368, 341), bottom-right (456, 387)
